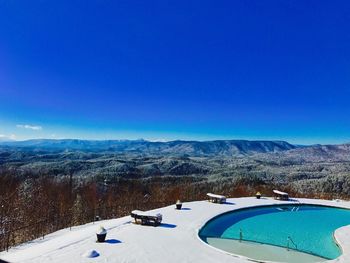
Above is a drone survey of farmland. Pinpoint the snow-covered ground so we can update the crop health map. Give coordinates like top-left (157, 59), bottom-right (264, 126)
top-left (1, 197), bottom-right (350, 263)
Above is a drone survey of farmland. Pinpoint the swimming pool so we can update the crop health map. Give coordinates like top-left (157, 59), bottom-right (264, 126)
top-left (199, 204), bottom-right (350, 261)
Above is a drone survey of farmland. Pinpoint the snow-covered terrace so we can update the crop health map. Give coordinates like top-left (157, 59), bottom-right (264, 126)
top-left (1, 197), bottom-right (350, 263)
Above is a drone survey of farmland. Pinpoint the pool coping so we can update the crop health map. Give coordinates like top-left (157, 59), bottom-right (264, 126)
top-left (197, 198), bottom-right (350, 263)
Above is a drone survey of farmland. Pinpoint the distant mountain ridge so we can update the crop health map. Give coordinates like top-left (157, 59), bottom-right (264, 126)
top-left (0, 139), bottom-right (297, 156)
top-left (257, 143), bottom-right (350, 163)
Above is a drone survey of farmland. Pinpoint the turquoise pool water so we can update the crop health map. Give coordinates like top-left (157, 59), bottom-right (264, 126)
top-left (199, 204), bottom-right (350, 260)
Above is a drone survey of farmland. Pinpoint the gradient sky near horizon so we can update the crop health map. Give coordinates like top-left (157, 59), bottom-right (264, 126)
top-left (0, 1), bottom-right (350, 144)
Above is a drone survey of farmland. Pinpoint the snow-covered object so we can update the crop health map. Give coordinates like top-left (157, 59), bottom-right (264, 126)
top-left (96, 226), bottom-right (107, 235)
top-left (82, 250), bottom-right (99, 258)
top-left (175, 200), bottom-right (182, 209)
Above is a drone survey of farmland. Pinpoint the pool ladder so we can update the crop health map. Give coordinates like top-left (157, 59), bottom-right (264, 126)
top-left (287, 236), bottom-right (297, 251)
top-left (237, 230), bottom-right (297, 252)
top-left (239, 228), bottom-right (243, 242)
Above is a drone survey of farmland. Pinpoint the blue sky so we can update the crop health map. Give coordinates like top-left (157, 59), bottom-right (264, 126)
top-left (0, 1), bottom-right (350, 144)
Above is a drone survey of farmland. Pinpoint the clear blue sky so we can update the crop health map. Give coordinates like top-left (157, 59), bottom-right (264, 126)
top-left (0, 1), bottom-right (349, 144)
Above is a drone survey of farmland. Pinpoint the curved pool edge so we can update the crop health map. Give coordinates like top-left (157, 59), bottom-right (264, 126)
top-left (196, 200), bottom-right (309, 263)
top-left (197, 198), bottom-right (350, 263)
top-left (330, 225), bottom-right (350, 262)
top-left (196, 231), bottom-right (286, 263)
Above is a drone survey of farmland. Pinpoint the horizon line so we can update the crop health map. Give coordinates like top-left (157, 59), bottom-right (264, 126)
top-left (1, 137), bottom-right (349, 146)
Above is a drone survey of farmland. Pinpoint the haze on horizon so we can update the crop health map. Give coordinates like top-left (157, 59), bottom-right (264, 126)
top-left (1, 1), bottom-right (350, 145)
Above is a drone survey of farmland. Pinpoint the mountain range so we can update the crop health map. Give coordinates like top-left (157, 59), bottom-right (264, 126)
top-left (0, 139), bottom-right (297, 156)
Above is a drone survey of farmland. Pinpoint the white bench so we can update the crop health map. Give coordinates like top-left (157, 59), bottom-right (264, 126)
top-left (131, 210), bottom-right (162, 226)
top-left (273, 190), bottom-right (289, 201)
top-left (207, 193), bottom-right (226, 204)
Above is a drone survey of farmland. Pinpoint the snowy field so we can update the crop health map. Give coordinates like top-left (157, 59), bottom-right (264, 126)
top-left (1, 197), bottom-right (350, 263)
